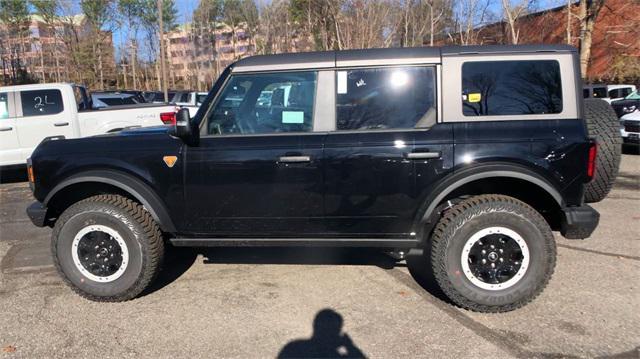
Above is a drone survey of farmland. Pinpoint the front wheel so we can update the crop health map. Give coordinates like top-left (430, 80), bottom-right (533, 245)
top-left (52, 195), bottom-right (164, 301)
top-left (430, 195), bottom-right (556, 312)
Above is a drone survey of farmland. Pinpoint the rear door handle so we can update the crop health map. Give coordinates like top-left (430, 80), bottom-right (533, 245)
top-left (278, 155), bottom-right (311, 163)
top-left (0, 126), bottom-right (12, 132)
top-left (407, 152), bottom-right (441, 159)
top-left (54, 122), bottom-right (69, 127)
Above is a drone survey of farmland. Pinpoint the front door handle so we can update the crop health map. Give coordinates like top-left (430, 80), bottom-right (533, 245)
top-left (0, 126), bottom-right (12, 132)
top-left (407, 152), bottom-right (441, 159)
top-left (278, 155), bottom-right (311, 163)
top-left (54, 122), bottom-right (69, 127)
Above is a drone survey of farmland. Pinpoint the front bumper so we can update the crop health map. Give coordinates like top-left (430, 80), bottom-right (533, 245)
top-left (560, 205), bottom-right (599, 239)
top-left (26, 202), bottom-right (48, 227)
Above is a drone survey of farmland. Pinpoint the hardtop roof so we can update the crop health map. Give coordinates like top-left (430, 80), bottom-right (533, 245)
top-left (232, 44), bottom-right (576, 72)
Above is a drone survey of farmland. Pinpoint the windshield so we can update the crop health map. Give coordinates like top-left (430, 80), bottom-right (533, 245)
top-left (625, 90), bottom-right (640, 100)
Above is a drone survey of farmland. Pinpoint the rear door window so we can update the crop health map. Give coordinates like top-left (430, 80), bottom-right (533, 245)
top-left (462, 60), bottom-right (562, 116)
top-left (336, 66), bottom-right (437, 130)
top-left (20, 89), bottom-right (64, 117)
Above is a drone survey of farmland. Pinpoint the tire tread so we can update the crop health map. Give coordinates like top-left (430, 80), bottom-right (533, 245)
top-left (51, 194), bottom-right (164, 302)
top-left (430, 194), bottom-right (556, 313)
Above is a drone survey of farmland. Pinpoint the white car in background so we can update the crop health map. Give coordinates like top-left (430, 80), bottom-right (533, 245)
top-left (175, 91), bottom-right (208, 117)
top-left (620, 110), bottom-right (640, 147)
top-left (583, 84), bottom-right (637, 103)
top-left (0, 83), bottom-right (178, 167)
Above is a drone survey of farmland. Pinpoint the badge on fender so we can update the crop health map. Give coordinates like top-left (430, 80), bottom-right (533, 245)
top-left (163, 156), bottom-right (177, 168)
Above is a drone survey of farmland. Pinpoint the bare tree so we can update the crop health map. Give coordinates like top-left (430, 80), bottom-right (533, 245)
top-left (501, 0), bottom-right (532, 44)
top-left (576, 0), bottom-right (605, 77)
top-left (449, 0), bottom-right (493, 45)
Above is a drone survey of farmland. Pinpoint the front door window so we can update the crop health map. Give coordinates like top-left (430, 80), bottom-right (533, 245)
top-left (205, 71), bottom-right (317, 136)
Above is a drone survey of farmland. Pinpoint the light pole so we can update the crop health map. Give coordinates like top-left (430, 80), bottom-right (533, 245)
top-left (157, 0), bottom-right (168, 102)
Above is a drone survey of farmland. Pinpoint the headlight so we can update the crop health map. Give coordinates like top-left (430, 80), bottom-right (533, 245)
top-left (623, 105), bottom-right (637, 113)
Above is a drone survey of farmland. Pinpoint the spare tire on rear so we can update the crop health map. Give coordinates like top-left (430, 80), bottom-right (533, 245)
top-left (583, 99), bottom-right (622, 203)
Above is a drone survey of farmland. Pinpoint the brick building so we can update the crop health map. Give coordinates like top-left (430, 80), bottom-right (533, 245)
top-left (474, 0), bottom-right (640, 81)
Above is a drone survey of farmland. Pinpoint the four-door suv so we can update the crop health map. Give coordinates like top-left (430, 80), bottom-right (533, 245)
top-left (26, 45), bottom-right (621, 312)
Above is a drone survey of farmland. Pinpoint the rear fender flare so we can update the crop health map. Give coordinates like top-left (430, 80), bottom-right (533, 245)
top-left (417, 164), bottom-right (565, 225)
top-left (44, 170), bottom-right (176, 233)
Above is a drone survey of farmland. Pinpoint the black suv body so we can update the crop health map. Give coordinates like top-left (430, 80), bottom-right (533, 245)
top-left (26, 45), bottom-right (602, 311)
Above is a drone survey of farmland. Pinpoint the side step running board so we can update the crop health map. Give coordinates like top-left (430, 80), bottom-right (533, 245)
top-left (170, 237), bottom-right (420, 248)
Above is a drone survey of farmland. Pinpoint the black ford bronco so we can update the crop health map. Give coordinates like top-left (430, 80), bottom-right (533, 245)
top-left (26, 45), bottom-right (621, 312)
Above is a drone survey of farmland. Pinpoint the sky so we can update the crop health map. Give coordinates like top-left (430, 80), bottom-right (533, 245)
top-left (74, 0), bottom-right (567, 60)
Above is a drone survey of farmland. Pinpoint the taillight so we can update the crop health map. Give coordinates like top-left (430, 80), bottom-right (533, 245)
top-left (160, 111), bottom-right (176, 125)
top-left (587, 141), bottom-right (597, 179)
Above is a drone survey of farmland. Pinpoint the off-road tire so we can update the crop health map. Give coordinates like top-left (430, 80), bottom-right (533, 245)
top-left (584, 99), bottom-right (622, 203)
top-left (52, 194), bottom-right (164, 301)
top-left (430, 195), bottom-right (556, 313)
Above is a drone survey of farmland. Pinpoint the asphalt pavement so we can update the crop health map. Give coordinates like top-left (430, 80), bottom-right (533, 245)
top-left (0, 154), bottom-right (638, 358)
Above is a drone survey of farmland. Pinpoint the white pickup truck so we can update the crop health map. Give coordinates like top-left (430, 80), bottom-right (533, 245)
top-left (0, 83), bottom-right (177, 167)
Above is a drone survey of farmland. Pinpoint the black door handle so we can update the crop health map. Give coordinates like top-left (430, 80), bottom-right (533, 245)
top-left (278, 155), bottom-right (311, 163)
top-left (0, 126), bottom-right (12, 132)
top-left (54, 122), bottom-right (69, 127)
top-left (407, 151), bottom-right (441, 159)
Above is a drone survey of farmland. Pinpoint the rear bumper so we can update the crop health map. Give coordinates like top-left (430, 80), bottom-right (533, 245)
top-left (26, 202), bottom-right (48, 227)
top-left (560, 205), bottom-right (599, 239)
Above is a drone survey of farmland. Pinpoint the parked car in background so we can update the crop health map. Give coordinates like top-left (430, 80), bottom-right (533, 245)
top-left (611, 89), bottom-right (640, 118)
top-left (620, 110), bottom-right (640, 146)
top-left (175, 91), bottom-right (208, 107)
top-left (145, 90), bottom-right (193, 104)
top-left (117, 90), bottom-right (147, 104)
top-left (583, 84), bottom-right (637, 103)
top-left (91, 92), bottom-right (141, 108)
top-left (0, 83), bottom-right (178, 167)
top-left (144, 91), bottom-right (177, 103)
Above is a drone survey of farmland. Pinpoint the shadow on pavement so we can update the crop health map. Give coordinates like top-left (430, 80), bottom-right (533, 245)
top-left (622, 144), bottom-right (639, 155)
top-left (142, 246), bottom-right (409, 297)
top-left (201, 247), bottom-right (402, 269)
top-left (0, 165), bottom-right (27, 184)
top-left (278, 308), bottom-right (367, 358)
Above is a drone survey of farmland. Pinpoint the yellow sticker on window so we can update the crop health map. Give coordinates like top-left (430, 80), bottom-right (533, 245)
top-left (468, 93), bottom-right (481, 103)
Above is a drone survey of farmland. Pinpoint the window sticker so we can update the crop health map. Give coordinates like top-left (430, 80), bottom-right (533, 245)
top-left (282, 111), bottom-right (304, 124)
top-left (337, 71), bottom-right (347, 94)
top-left (467, 93), bottom-right (481, 103)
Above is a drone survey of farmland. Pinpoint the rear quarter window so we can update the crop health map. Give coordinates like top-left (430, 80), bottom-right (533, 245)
top-left (462, 60), bottom-right (562, 116)
top-left (20, 89), bottom-right (64, 117)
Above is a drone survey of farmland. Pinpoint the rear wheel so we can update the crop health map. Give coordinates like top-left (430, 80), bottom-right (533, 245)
top-left (430, 195), bottom-right (556, 312)
top-left (52, 194), bottom-right (164, 301)
top-left (583, 99), bottom-right (622, 203)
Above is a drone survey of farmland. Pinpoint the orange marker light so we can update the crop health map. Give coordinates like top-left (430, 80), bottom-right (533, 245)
top-left (27, 166), bottom-right (35, 183)
top-left (163, 156), bottom-right (178, 168)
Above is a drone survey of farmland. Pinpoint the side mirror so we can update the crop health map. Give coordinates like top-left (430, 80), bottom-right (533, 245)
top-left (170, 108), bottom-right (198, 145)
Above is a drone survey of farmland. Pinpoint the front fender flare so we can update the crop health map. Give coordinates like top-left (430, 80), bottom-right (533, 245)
top-left (44, 170), bottom-right (176, 233)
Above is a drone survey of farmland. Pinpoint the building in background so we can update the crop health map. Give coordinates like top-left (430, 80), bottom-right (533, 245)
top-left (474, 0), bottom-right (639, 82)
top-left (164, 22), bottom-right (254, 91)
top-left (1, 14), bottom-right (116, 88)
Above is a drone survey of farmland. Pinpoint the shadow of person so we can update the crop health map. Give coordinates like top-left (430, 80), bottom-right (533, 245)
top-left (278, 309), bottom-right (366, 359)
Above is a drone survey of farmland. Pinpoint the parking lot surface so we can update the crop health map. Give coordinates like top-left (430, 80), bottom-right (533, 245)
top-left (0, 155), bottom-right (638, 358)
